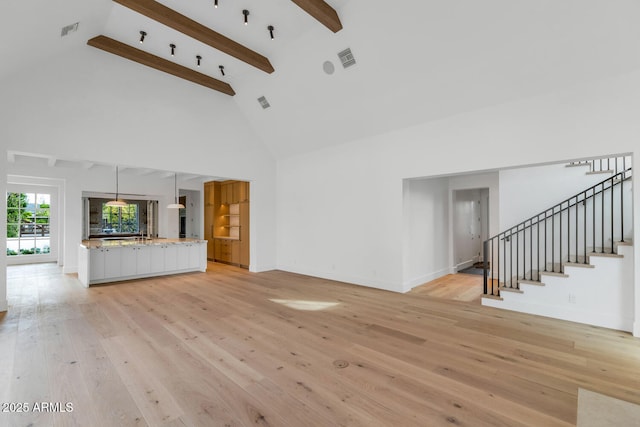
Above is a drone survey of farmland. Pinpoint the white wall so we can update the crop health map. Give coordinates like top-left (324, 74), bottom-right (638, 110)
top-left (499, 160), bottom-right (628, 230)
top-left (276, 68), bottom-right (640, 336)
top-left (402, 178), bottom-right (449, 291)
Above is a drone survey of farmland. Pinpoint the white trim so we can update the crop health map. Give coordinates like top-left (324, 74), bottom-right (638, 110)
top-left (402, 267), bottom-right (453, 292)
top-left (0, 299), bottom-right (7, 312)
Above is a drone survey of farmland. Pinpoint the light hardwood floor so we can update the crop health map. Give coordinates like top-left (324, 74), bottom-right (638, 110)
top-left (1, 263), bottom-right (640, 426)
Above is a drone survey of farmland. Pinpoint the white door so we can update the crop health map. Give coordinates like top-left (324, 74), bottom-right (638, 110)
top-left (6, 187), bottom-right (57, 265)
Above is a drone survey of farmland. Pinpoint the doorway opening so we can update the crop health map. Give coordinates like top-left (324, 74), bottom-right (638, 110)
top-left (453, 188), bottom-right (490, 276)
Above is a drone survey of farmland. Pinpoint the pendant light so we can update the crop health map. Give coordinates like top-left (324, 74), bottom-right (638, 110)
top-left (167, 172), bottom-right (185, 209)
top-left (106, 166), bottom-right (127, 207)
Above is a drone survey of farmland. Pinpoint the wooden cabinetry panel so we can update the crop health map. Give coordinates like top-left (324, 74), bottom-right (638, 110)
top-left (204, 181), bottom-right (216, 260)
top-left (237, 181), bottom-right (249, 202)
top-left (239, 201), bottom-right (250, 268)
top-left (212, 180), bottom-right (250, 268)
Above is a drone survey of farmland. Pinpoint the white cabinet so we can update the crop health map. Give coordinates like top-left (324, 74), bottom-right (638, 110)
top-left (103, 247), bottom-right (121, 279)
top-left (176, 243), bottom-right (203, 270)
top-left (188, 243), bottom-right (201, 269)
top-left (177, 244), bottom-right (189, 270)
top-left (121, 246), bottom-right (151, 276)
top-left (121, 246), bottom-right (138, 277)
top-left (81, 241), bottom-right (207, 286)
top-left (89, 248), bottom-right (105, 281)
top-left (164, 244), bottom-right (178, 271)
top-left (150, 245), bottom-right (165, 273)
top-left (90, 247), bottom-right (121, 280)
top-left (136, 246), bottom-right (151, 275)
top-left (150, 244), bottom-right (178, 272)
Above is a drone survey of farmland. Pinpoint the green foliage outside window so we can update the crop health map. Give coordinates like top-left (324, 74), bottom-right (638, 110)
top-left (102, 204), bottom-right (139, 233)
top-left (6, 193), bottom-right (31, 237)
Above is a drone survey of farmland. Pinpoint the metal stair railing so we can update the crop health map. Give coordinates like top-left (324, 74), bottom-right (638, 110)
top-left (483, 166), bottom-right (632, 297)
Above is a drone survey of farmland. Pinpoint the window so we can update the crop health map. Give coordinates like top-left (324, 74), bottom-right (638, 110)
top-left (6, 192), bottom-right (51, 256)
top-left (102, 203), bottom-right (139, 234)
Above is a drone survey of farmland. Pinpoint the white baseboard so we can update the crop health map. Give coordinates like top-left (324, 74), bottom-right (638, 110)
top-left (0, 299), bottom-right (7, 312)
top-left (402, 267), bottom-right (452, 292)
top-left (634, 321), bottom-right (640, 338)
top-left (63, 265), bottom-right (78, 274)
top-left (455, 259), bottom-right (477, 272)
top-left (277, 264), bottom-right (402, 293)
top-left (250, 263), bottom-right (277, 273)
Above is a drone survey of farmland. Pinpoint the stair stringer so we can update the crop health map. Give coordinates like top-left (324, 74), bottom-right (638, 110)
top-left (482, 244), bottom-right (634, 331)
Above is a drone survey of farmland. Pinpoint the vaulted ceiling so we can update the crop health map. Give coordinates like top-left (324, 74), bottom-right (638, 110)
top-left (2, 0), bottom-right (640, 159)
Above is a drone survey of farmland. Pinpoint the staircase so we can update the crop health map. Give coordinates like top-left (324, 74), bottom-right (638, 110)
top-left (481, 156), bottom-right (634, 331)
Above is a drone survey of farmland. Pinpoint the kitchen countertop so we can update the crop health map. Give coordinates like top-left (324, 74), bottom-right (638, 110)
top-left (80, 238), bottom-right (206, 249)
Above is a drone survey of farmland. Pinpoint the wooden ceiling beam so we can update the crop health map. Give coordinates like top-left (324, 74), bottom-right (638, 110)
top-left (291, 0), bottom-right (343, 33)
top-left (114, 0), bottom-right (274, 74)
top-left (88, 35), bottom-right (236, 96)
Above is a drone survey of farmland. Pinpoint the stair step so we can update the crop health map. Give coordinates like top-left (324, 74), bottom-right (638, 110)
top-left (564, 262), bottom-right (594, 269)
top-left (499, 286), bottom-right (524, 294)
top-left (518, 279), bottom-right (545, 286)
top-left (586, 170), bottom-right (614, 175)
top-left (540, 271), bottom-right (569, 278)
top-left (482, 294), bottom-right (504, 301)
top-left (565, 163), bottom-right (591, 168)
top-left (589, 252), bottom-right (623, 258)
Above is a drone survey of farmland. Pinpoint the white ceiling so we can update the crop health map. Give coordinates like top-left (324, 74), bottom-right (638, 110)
top-left (2, 0), bottom-right (640, 159)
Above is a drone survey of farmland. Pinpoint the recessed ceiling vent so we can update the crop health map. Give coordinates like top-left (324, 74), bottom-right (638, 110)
top-left (338, 48), bottom-right (356, 69)
top-left (257, 96), bottom-right (271, 109)
top-left (61, 22), bottom-right (79, 37)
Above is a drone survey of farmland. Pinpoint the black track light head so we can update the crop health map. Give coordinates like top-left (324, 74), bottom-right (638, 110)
top-left (139, 30), bottom-right (146, 43)
top-left (219, 65), bottom-right (225, 76)
top-left (214, 0), bottom-right (218, 7)
top-left (196, 55), bottom-right (202, 67)
top-left (268, 25), bottom-right (274, 39)
top-left (243, 9), bottom-right (249, 25)
top-left (170, 43), bottom-right (176, 56)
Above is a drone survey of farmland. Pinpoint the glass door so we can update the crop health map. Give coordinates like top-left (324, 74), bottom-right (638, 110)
top-left (6, 191), bottom-right (56, 263)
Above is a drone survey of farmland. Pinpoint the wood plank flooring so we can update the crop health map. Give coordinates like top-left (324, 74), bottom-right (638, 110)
top-left (1, 262), bottom-right (640, 426)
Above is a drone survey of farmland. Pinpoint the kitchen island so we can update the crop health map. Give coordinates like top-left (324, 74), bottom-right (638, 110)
top-left (78, 238), bottom-right (207, 287)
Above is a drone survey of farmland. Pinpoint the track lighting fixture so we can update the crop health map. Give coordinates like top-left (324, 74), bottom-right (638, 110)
top-left (214, 0), bottom-right (218, 7)
top-left (243, 9), bottom-right (249, 25)
top-left (139, 30), bottom-right (146, 44)
top-left (219, 65), bottom-right (225, 76)
top-left (196, 55), bottom-right (202, 67)
top-left (170, 43), bottom-right (176, 56)
top-left (268, 25), bottom-right (274, 40)
top-left (167, 173), bottom-right (185, 209)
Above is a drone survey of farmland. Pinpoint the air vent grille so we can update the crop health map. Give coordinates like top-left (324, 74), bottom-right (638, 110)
top-left (338, 48), bottom-right (356, 69)
top-left (61, 22), bottom-right (79, 37)
top-left (257, 96), bottom-right (271, 109)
